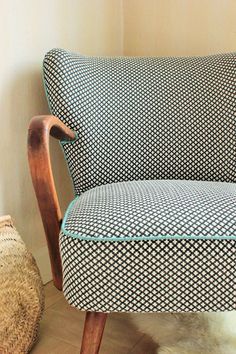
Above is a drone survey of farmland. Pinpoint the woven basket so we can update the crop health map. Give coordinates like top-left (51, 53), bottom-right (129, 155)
top-left (0, 216), bottom-right (44, 353)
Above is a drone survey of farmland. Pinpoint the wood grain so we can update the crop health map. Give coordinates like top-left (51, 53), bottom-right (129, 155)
top-left (28, 115), bottom-right (76, 290)
top-left (80, 312), bottom-right (107, 354)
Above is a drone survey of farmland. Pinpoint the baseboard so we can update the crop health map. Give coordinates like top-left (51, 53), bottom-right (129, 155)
top-left (32, 245), bottom-right (52, 284)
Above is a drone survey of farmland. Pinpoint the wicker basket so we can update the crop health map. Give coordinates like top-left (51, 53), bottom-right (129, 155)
top-left (0, 216), bottom-right (44, 353)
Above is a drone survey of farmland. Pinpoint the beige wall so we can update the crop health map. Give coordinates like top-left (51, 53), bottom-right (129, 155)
top-left (123, 0), bottom-right (236, 56)
top-left (1, 0), bottom-right (236, 282)
top-left (0, 0), bottom-right (123, 281)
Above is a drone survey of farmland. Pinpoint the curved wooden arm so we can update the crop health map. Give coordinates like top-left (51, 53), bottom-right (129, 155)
top-left (28, 115), bottom-right (76, 290)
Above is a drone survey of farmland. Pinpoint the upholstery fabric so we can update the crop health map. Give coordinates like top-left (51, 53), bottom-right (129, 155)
top-left (43, 49), bottom-right (236, 195)
top-left (60, 180), bottom-right (236, 312)
top-left (62, 180), bottom-right (236, 240)
top-left (43, 48), bottom-right (236, 313)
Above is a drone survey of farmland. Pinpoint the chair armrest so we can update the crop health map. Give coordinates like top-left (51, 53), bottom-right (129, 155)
top-left (28, 115), bottom-right (76, 290)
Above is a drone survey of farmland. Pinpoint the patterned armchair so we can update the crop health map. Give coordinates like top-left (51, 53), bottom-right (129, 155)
top-left (28, 49), bottom-right (236, 354)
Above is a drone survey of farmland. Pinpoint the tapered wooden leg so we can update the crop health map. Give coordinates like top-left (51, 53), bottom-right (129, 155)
top-left (80, 312), bottom-right (107, 354)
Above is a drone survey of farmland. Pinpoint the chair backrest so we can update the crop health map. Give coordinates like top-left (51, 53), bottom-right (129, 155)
top-left (43, 49), bottom-right (235, 195)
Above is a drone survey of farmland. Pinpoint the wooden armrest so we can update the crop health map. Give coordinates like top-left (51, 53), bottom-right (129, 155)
top-left (28, 115), bottom-right (76, 290)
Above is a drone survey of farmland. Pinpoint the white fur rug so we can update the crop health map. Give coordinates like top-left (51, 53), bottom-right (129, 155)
top-left (130, 312), bottom-right (236, 354)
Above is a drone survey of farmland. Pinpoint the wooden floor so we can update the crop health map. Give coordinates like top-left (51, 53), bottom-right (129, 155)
top-left (31, 282), bottom-right (157, 354)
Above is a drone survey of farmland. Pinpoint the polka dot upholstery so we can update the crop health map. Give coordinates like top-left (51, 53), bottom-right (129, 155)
top-left (43, 49), bottom-right (236, 312)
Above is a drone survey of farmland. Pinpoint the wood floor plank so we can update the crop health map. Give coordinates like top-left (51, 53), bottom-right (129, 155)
top-left (99, 313), bottom-right (142, 354)
top-left (31, 335), bottom-right (79, 354)
top-left (38, 308), bottom-right (84, 347)
top-left (32, 282), bottom-right (156, 353)
top-left (44, 281), bottom-right (63, 310)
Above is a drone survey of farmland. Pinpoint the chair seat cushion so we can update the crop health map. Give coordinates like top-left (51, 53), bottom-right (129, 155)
top-left (60, 180), bottom-right (236, 312)
top-left (62, 180), bottom-right (236, 240)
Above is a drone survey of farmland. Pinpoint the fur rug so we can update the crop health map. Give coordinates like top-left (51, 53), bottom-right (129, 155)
top-left (130, 312), bottom-right (236, 354)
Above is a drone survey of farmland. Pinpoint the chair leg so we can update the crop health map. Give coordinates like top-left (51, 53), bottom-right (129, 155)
top-left (80, 311), bottom-right (107, 354)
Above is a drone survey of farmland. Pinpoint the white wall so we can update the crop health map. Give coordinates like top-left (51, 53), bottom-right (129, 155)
top-left (0, 0), bottom-right (123, 282)
top-left (123, 0), bottom-right (236, 56)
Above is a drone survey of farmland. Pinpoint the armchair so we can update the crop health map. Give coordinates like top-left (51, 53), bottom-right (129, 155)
top-left (28, 49), bottom-right (236, 354)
